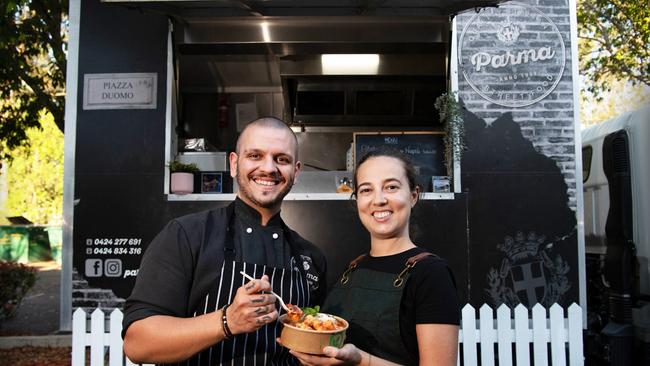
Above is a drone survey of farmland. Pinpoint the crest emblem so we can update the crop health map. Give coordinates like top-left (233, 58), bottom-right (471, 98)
top-left (496, 21), bottom-right (520, 45)
top-left (300, 255), bottom-right (312, 271)
top-left (486, 231), bottom-right (571, 307)
top-left (296, 255), bottom-right (320, 291)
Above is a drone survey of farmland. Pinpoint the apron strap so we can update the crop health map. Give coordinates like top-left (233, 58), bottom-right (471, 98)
top-left (340, 253), bottom-right (367, 285)
top-left (223, 202), bottom-right (237, 261)
top-left (350, 253), bottom-right (368, 267)
top-left (393, 252), bottom-right (437, 288)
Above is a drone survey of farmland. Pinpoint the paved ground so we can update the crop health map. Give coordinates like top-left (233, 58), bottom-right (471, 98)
top-left (0, 261), bottom-right (62, 336)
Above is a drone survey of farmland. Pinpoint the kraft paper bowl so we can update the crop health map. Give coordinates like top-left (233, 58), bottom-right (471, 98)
top-left (279, 314), bottom-right (348, 355)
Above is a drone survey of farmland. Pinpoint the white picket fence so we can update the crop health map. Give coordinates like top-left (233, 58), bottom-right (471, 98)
top-left (72, 308), bottom-right (153, 366)
top-left (71, 303), bottom-right (583, 366)
top-left (458, 303), bottom-right (583, 366)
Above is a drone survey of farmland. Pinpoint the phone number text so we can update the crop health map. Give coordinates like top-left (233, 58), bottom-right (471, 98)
top-left (91, 247), bottom-right (142, 255)
top-left (89, 238), bottom-right (142, 246)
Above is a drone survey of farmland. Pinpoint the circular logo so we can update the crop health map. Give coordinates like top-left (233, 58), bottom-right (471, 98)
top-left (459, 2), bottom-right (566, 107)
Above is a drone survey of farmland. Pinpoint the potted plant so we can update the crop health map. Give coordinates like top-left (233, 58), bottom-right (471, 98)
top-left (169, 160), bottom-right (199, 195)
top-left (435, 92), bottom-right (466, 180)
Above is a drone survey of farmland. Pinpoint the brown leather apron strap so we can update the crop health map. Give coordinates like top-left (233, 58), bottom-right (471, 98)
top-left (394, 252), bottom-right (437, 288)
top-left (340, 253), bottom-right (368, 285)
top-left (350, 253), bottom-right (368, 267)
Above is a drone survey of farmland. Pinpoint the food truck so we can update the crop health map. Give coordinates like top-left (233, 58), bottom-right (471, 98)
top-left (62, 0), bottom-right (589, 355)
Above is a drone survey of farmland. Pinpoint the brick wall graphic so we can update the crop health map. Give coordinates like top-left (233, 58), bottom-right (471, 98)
top-left (457, 0), bottom-right (577, 209)
top-left (73, 268), bottom-right (125, 313)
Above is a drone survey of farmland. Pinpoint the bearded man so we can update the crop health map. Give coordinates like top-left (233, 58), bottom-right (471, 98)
top-left (123, 117), bottom-right (326, 365)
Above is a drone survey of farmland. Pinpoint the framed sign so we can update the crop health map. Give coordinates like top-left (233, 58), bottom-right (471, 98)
top-left (353, 132), bottom-right (446, 191)
top-left (200, 172), bottom-right (223, 193)
top-left (432, 176), bottom-right (451, 193)
top-left (83, 73), bottom-right (157, 110)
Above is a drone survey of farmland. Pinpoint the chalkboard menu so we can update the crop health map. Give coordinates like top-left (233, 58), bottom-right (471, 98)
top-left (353, 132), bottom-right (446, 191)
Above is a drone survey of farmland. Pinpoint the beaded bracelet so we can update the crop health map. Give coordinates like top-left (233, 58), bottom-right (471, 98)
top-left (221, 304), bottom-right (233, 340)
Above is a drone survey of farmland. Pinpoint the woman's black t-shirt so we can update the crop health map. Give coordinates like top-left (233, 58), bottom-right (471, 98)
top-left (355, 247), bottom-right (460, 360)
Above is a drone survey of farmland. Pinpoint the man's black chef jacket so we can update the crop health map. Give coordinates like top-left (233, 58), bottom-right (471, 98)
top-left (122, 198), bottom-right (327, 338)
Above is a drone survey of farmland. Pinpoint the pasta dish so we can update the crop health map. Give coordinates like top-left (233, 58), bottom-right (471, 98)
top-left (284, 305), bottom-right (346, 331)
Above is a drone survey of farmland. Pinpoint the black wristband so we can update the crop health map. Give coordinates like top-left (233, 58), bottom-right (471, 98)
top-left (221, 303), bottom-right (233, 340)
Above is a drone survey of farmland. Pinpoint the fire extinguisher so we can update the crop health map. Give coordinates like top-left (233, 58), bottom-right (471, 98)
top-left (218, 95), bottom-right (229, 128)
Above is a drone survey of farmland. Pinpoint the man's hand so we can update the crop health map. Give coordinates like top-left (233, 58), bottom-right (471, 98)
top-left (226, 275), bottom-right (278, 335)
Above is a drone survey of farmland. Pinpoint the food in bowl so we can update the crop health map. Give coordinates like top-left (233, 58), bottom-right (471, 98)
top-left (280, 306), bottom-right (348, 355)
top-left (289, 313), bottom-right (346, 331)
top-left (286, 304), bottom-right (304, 323)
top-left (285, 305), bottom-right (345, 331)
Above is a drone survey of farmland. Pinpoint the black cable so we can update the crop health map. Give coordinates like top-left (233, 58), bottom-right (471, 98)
top-left (302, 163), bottom-right (330, 171)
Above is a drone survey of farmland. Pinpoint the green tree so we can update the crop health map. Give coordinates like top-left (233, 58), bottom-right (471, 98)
top-left (577, 0), bottom-right (649, 97)
top-left (580, 78), bottom-right (650, 126)
top-left (0, 0), bottom-right (68, 161)
top-left (4, 113), bottom-right (63, 225)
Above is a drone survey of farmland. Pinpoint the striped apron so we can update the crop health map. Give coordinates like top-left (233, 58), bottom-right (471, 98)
top-left (167, 211), bottom-right (311, 366)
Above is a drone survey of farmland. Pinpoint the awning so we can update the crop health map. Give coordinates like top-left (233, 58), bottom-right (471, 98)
top-left (101, 0), bottom-right (506, 17)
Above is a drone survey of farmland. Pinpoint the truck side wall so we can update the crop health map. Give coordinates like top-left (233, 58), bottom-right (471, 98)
top-left (583, 106), bottom-right (650, 296)
top-left (455, 0), bottom-right (581, 308)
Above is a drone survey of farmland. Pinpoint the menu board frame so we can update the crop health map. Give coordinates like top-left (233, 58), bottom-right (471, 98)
top-left (353, 131), bottom-right (447, 191)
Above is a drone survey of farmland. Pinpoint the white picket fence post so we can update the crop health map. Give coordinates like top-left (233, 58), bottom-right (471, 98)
top-left (532, 303), bottom-right (549, 366)
top-left (479, 304), bottom-right (496, 366)
top-left (72, 303), bottom-right (583, 366)
top-left (496, 304), bottom-right (513, 366)
top-left (71, 308), bottom-right (85, 366)
top-left (568, 304), bottom-right (584, 366)
top-left (514, 304), bottom-right (531, 365)
top-left (461, 304), bottom-right (478, 365)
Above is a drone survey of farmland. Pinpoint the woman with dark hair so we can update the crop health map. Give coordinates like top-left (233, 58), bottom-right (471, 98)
top-left (287, 148), bottom-right (460, 366)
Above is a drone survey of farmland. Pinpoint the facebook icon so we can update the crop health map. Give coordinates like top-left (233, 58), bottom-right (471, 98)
top-left (85, 259), bottom-right (103, 277)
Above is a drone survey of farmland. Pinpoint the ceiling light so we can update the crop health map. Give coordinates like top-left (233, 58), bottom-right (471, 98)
top-left (321, 54), bottom-right (379, 75)
top-left (261, 22), bottom-right (271, 42)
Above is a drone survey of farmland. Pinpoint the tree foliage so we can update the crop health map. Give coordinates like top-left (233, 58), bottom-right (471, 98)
top-left (4, 113), bottom-right (63, 225)
top-left (580, 79), bottom-right (650, 126)
top-left (577, 0), bottom-right (650, 97)
top-left (0, 0), bottom-right (67, 161)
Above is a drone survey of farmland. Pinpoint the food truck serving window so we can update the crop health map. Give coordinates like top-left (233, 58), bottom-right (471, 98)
top-left (163, 16), bottom-right (461, 201)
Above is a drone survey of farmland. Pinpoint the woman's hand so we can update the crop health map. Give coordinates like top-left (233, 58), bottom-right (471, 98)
top-left (287, 343), bottom-right (364, 366)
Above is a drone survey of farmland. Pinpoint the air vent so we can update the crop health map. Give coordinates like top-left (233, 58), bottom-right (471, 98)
top-left (287, 76), bottom-right (445, 127)
top-left (612, 135), bottom-right (630, 174)
top-left (296, 91), bottom-right (344, 115)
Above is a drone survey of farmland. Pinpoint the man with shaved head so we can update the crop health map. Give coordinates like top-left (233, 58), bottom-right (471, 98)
top-left (233, 118), bottom-right (300, 213)
top-left (123, 117), bottom-right (326, 365)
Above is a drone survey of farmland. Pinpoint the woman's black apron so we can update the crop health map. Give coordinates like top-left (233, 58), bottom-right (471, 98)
top-left (322, 252), bottom-right (434, 366)
top-left (168, 207), bottom-right (310, 366)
